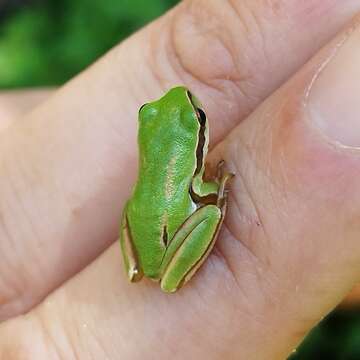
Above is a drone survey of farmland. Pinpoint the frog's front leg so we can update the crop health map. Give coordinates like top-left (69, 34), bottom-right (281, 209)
top-left (215, 160), bottom-right (234, 208)
top-left (160, 205), bottom-right (223, 292)
top-left (119, 202), bottom-right (144, 282)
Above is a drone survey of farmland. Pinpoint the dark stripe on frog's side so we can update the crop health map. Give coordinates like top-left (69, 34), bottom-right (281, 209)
top-left (185, 90), bottom-right (207, 177)
top-left (195, 108), bottom-right (206, 176)
top-left (162, 225), bottom-right (169, 247)
top-left (186, 93), bottom-right (218, 205)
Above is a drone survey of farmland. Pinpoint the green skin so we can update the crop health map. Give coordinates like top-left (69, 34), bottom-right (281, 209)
top-left (120, 86), bottom-right (232, 292)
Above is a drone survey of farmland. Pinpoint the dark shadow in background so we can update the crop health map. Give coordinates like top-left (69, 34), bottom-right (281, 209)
top-left (292, 309), bottom-right (360, 360)
top-left (0, 0), bottom-right (33, 20)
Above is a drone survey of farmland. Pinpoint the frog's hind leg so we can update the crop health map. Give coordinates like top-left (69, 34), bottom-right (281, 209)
top-left (119, 204), bottom-right (143, 282)
top-left (160, 205), bottom-right (223, 292)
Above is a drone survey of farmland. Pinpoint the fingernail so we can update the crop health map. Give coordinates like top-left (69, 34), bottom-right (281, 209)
top-left (308, 26), bottom-right (360, 148)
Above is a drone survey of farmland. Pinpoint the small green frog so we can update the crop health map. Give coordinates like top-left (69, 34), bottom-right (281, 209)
top-left (120, 86), bottom-right (233, 292)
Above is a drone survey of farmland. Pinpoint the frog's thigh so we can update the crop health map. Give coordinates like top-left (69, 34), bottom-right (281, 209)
top-left (119, 205), bottom-right (143, 282)
top-left (160, 205), bottom-right (222, 292)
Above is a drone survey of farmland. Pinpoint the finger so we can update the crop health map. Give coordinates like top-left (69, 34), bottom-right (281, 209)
top-left (1, 0), bottom-right (360, 321)
top-left (3, 15), bottom-right (360, 360)
top-left (0, 89), bottom-right (53, 130)
top-left (341, 284), bottom-right (360, 307)
top-left (212, 16), bottom-right (360, 357)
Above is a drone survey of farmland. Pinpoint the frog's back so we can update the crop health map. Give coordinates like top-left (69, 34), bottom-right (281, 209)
top-left (126, 87), bottom-right (200, 279)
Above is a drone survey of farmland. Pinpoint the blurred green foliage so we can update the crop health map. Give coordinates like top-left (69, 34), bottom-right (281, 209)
top-left (0, 0), bottom-right (178, 87)
top-left (0, 1), bottom-right (359, 358)
top-left (293, 310), bottom-right (360, 359)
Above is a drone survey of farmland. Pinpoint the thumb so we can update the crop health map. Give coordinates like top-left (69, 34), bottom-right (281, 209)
top-left (212, 18), bottom-right (360, 358)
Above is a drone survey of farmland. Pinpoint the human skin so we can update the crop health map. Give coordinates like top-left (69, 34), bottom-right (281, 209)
top-left (2, 0), bottom-right (360, 359)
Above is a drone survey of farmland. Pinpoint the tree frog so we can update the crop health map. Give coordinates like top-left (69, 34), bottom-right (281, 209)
top-left (120, 86), bottom-right (233, 292)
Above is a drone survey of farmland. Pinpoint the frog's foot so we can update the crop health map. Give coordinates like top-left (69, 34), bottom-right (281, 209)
top-left (160, 205), bottom-right (222, 293)
top-left (215, 160), bottom-right (234, 208)
top-left (119, 206), bottom-right (144, 283)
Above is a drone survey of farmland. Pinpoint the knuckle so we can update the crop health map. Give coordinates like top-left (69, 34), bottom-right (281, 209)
top-left (0, 222), bottom-right (38, 320)
top-left (164, 0), bottom-right (271, 99)
top-left (0, 250), bottom-right (32, 321)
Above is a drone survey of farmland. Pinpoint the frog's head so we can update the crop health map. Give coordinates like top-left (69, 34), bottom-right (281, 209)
top-left (160, 86), bottom-right (204, 118)
top-left (161, 87), bottom-right (209, 174)
top-left (138, 86), bottom-right (206, 127)
top-left (138, 87), bottom-right (209, 173)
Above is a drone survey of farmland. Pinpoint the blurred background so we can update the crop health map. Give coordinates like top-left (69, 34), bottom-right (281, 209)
top-left (0, 0), bottom-right (359, 358)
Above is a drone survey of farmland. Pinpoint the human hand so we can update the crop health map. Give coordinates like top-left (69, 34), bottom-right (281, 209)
top-left (2, 1), bottom-right (360, 359)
